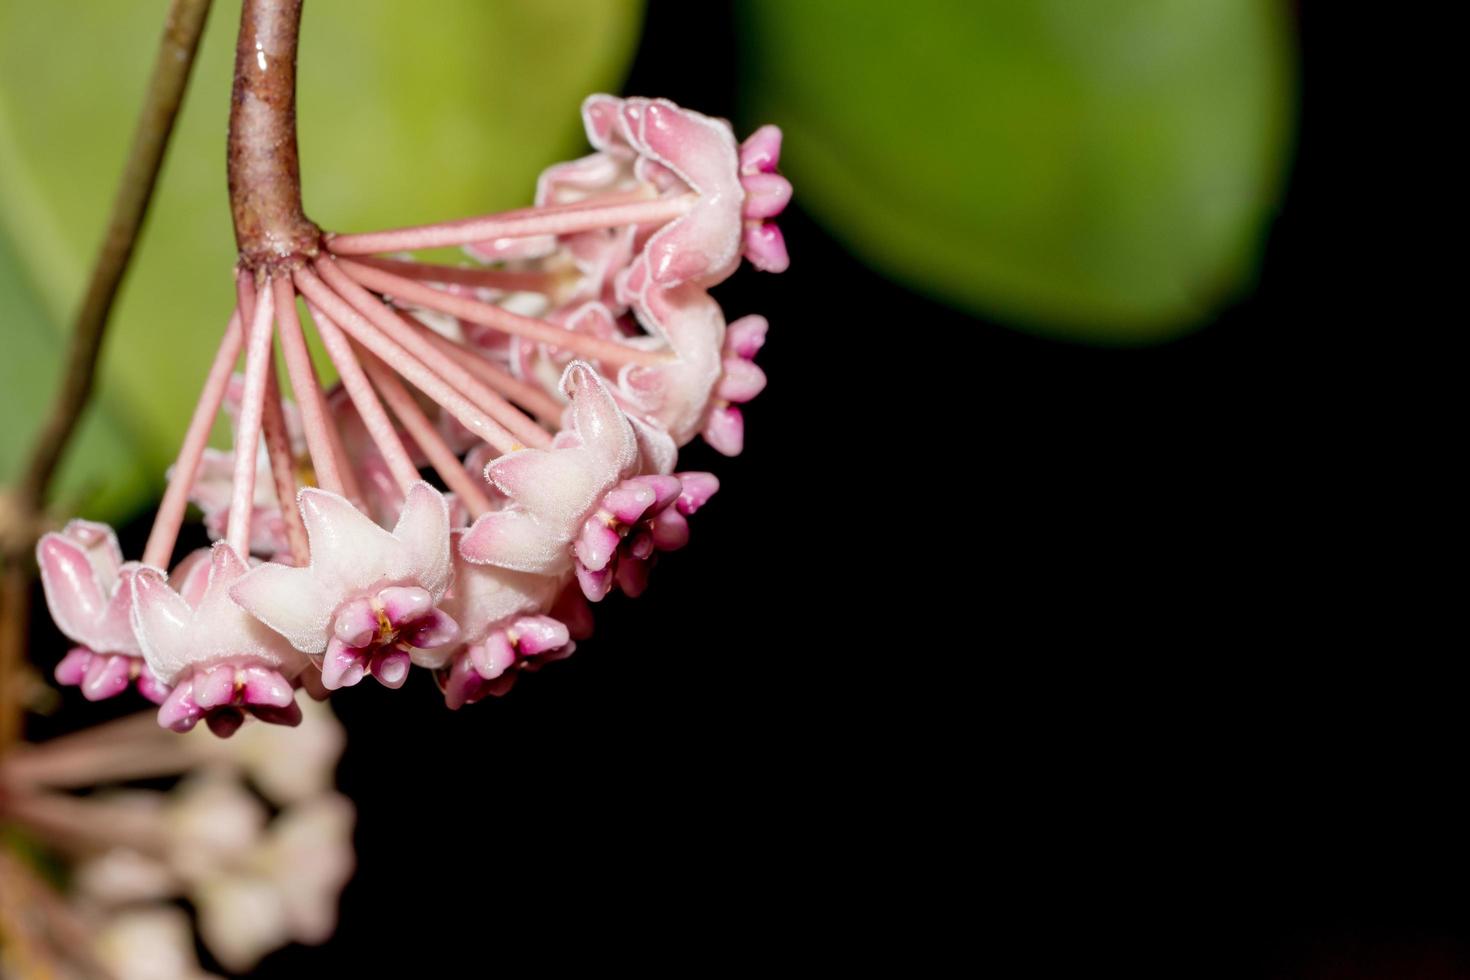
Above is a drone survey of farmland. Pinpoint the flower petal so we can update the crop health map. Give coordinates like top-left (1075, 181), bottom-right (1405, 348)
top-left (54, 647), bottom-right (92, 686)
top-left (157, 678), bottom-right (203, 733)
top-left (36, 532), bottom-right (111, 650)
top-left (741, 172), bottom-right (792, 220)
top-left (297, 487), bottom-right (410, 589)
top-left (724, 315), bottom-right (768, 360)
top-left (320, 638), bottom-right (367, 691)
top-left (576, 562), bottom-right (613, 602)
top-left (485, 447), bottom-right (604, 529)
top-left (651, 508), bottom-right (690, 552)
top-left (739, 124), bottom-right (783, 175)
top-left (459, 509), bottom-right (571, 575)
top-left (239, 665), bottom-right (296, 708)
top-left (441, 653), bottom-right (484, 710)
top-left (616, 556), bottom-right (651, 597)
top-left (228, 558), bottom-right (335, 655)
top-left (81, 653), bottom-right (133, 702)
top-left (703, 404), bottom-right (745, 456)
top-left (675, 472), bottom-right (720, 515)
top-left (717, 357), bottom-right (767, 403)
top-left (469, 632), bottom-right (516, 680)
top-left (744, 222), bottom-right (790, 274)
top-left (131, 566), bottom-right (199, 684)
top-left (369, 648), bottom-right (411, 689)
top-left (389, 482), bottom-right (452, 596)
top-left (405, 608), bottom-right (459, 652)
top-left (509, 616), bottom-right (570, 657)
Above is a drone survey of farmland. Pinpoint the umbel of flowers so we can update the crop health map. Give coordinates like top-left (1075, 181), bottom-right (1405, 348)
top-left (1, 701), bottom-right (354, 974)
top-left (37, 59), bottom-right (790, 734)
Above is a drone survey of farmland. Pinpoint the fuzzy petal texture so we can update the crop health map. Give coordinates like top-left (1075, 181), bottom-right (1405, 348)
top-left (132, 542), bottom-right (306, 686)
top-left (617, 97), bottom-right (744, 291)
top-left (458, 509), bottom-right (571, 576)
top-left (439, 530), bottom-right (563, 652)
top-left (230, 482), bottom-right (451, 654)
top-left (617, 285), bottom-right (727, 446)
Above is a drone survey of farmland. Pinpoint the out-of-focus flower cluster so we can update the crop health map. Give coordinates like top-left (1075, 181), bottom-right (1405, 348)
top-left (0, 701), bottom-right (351, 976)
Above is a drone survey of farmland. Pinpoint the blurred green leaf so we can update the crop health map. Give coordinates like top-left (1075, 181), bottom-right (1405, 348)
top-left (740, 0), bottom-right (1295, 342)
top-left (0, 0), bottom-right (642, 520)
top-left (0, 225), bottom-right (151, 518)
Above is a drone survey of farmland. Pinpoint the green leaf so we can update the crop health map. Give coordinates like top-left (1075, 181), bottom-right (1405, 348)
top-left (0, 224), bottom-right (151, 519)
top-left (0, 0), bottom-right (642, 521)
top-left (739, 0), bottom-right (1295, 342)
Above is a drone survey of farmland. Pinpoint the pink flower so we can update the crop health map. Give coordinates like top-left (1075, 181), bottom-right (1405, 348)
top-left (33, 86), bottom-right (791, 731)
top-left (37, 520), bottom-right (169, 704)
top-left (615, 283), bottom-right (728, 447)
top-left (572, 471), bottom-right (719, 601)
top-left (580, 95), bottom-right (790, 289)
top-left (438, 614), bottom-right (574, 708)
top-left (185, 374), bottom-right (305, 558)
top-left (436, 532), bottom-right (562, 654)
top-left (230, 482), bottom-right (458, 690)
top-left (459, 359), bottom-right (710, 602)
top-left (460, 362), bottom-right (639, 574)
top-left (132, 542), bottom-right (308, 736)
top-left (432, 530), bottom-right (572, 708)
top-left (600, 95), bottom-right (746, 292)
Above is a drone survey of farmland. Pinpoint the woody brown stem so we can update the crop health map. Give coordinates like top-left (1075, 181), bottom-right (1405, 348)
top-left (229, 0), bottom-right (319, 272)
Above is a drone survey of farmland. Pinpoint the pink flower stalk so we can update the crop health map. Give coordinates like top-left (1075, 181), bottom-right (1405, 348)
top-left (186, 374), bottom-right (307, 558)
top-left (37, 520), bottom-right (168, 704)
top-left (37, 66), bottom-right (787, 736)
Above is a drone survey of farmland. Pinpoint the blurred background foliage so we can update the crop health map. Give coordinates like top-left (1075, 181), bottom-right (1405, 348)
top-left (0, 0), bottom-right (1295, 523)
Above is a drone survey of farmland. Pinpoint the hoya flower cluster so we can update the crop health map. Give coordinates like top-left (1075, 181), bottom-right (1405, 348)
top-left (1, 702), bottom-right (352, 975)
top-left (36, 95), bottom-right (791, 736)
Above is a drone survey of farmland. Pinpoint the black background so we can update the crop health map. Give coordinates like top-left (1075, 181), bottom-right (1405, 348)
top-left (22, 2), bottom-right (1467, 976)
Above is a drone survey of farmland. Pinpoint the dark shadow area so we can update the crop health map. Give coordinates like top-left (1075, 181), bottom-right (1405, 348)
top-left (19, 3), bottom-right (1462, 976)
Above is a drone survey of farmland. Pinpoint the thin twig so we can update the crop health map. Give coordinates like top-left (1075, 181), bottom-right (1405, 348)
top-left (0, 563), bottom-right (30, 757)
top-left (0, 0), bottom-right (214, 761)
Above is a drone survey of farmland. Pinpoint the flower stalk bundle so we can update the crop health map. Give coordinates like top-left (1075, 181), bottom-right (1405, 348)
top-left (31, 0), bottom-right (791, 738)
top-left (2, 0), bottom-right (791, 969)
